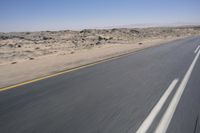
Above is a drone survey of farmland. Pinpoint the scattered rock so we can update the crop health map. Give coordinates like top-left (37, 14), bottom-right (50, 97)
top-left (109, 37), bottom-right (113, 40)
top-left (1, 26), bottom-right (200, 64)
top-left (60, 52), bottom-right (66, 55)
top-left (19, 36), bottom-right (24, 39)
top-left (98, 36), bottom-right (104, 41)
top-left (29, 57), bottom-right (34, 60)
top-left (96, 41), bottom-right (101, 45)
top-left (24, 50), bottom-right (33, 53)
top-left (130, 29), bottom-right (140, 34)
top-left (8, 44), bottom-right (14, 48)
top-left (43, 36), bottom-right (52, 40)
top-left (70, 51), bottom-right (75, 54)
top-left (138, 42), bottom-right (143, 45)
top-left (80, 29), bottom-right (92, 34)
top-left (11, 62), bottom-right (17, 64)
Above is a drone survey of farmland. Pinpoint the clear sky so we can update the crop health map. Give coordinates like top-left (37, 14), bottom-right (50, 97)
top-left (0, 0), bottom-right (200, 32)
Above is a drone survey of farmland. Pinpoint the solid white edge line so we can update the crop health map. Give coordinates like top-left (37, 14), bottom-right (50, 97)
top-left (155, 47), bottom-right (200, 133)
top-left (136, 79), bottom-right (179, 133)
top-left (194, 45), bottom-right (200, 54)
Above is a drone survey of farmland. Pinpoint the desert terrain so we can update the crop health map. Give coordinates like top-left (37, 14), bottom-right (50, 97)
top-left (0, 26), bottom-right (200, 88)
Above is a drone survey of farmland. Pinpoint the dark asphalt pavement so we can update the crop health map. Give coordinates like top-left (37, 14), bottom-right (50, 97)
top-left (0, 36), bottom-right (200, 133)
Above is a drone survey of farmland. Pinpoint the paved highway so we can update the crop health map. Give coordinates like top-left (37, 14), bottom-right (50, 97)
top-left (0, 36), bottom-right (200, 133)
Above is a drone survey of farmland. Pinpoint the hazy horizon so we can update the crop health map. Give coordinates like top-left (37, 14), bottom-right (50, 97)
top-left (1, 22), bottom-right (200, 33)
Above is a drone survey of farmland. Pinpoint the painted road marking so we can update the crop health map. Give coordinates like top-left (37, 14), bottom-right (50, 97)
top-left (136, 79), bottom-right (179, 133)
top-left (0, 49), bottom-right (146, 92)
top-left (155, 47), bottom-right (200, 133)
top-left (0, 57), bottom-right (123, 92)
top-left (0, 39), bottom-right (182, 92)
top-left (194, 45), bottom-right (200, 54)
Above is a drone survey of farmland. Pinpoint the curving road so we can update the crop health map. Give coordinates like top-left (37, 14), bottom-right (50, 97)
top-left (0, 36), bottom-right (200, 133)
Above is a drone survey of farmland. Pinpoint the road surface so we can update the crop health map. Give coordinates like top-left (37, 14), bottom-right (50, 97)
top-left (0, 36), bottom-right (200, 133)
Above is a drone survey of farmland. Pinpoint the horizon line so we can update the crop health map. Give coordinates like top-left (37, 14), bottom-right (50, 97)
top-left (1, 22), bottom-right (200, 33)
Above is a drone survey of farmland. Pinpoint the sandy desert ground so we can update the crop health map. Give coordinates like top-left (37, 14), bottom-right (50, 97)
top-left (0, 26), bottom-right (200, 88)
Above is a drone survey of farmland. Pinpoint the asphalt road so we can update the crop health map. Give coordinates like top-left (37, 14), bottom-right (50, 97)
top-left (0, 36), bottom-right (200, 133)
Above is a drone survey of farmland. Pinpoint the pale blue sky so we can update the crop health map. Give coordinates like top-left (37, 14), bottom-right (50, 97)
top-left (0, 0), bottom-right (200, 32)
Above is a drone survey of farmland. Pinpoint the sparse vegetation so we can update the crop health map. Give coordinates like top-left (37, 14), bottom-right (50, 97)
top-left (0, 26), bottom-right (200, 63)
